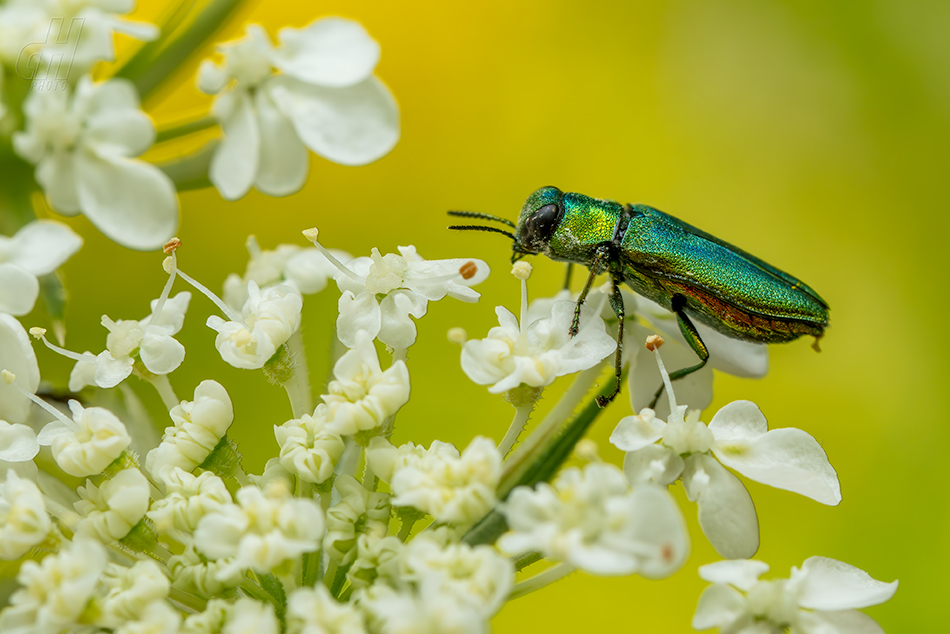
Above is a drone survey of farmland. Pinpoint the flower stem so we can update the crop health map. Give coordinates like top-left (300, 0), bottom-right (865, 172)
top-left (509, 563), bottom-right (575, 600)
top-left (281, 330), bottom-right (313, 418)
top-left (500, 364), bottom-right (603, 488)
top-left (143, 372), bottom-right (180, 411)
top-left (169, 586), bottom-right (207, 613)
top-left (113, 0), bottom-right (249, 101)
top-left (155, 114), bottom-right (216, 144)
top-left (154, 141), bottom-right (216, 192)
top-left (497, 403), bottom-right (534, 458)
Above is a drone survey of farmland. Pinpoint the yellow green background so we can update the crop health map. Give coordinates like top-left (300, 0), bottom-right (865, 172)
top-left (27, 0), bottom-right (950, 631)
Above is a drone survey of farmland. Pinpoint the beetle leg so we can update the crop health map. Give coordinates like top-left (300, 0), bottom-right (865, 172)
top-left (648, 295), bottom-right (710, 409)
top-left (570, 245), bottom-right (609, 337)
top-left (596, 275), bottom-right (626, 408)
top-left (562, 262), bottom-right (574, 291)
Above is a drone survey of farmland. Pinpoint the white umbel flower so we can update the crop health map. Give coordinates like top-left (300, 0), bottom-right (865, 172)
top-left (401, 532), bottom-right (514, 618)
top-left (197, 19), bottom-right (399, 200)
top-left (223, 237), bottom-right (352, 311)
top-left (693, 557), bottom-right (898, 633)
top-left (322, 331), bottom-right (410, 436)
top-left (461, 295), bottom-right (616, 394)
top-left (168, 546), bottom-right (243, 599)
top-left (611, 350), bottom-right (839, 559)
top-left (69, 291), bottom-right (191, 391)
top-left (499, 462), bottom-right (689, 578)
top-left (334, 245), bottom-right (489, 350)
top-left (275, 405), bottom-right (346, 484)
top-left (145, 380), bottom-right (234, 480)
top-left (0, 470), bottom-right (51, 560)
top-left (207, 281), bottom-right (302, 369)
top-left (0, 0), bottom-right (158, 76)
top-left (12, 76), bottom-right (178, 250)
top-left (358, 581), bottom-right (489, 634)
top-left (147, 468), bottom-right (231, 534)
top-left (113, 599), bottom-right (181, 634)
top-left (367, 436), bottom-right (501, 525)
top-left (74, 467), bottom-right (150, 541)
top-left (222, 598), bottom-right (280, 634)
top-left (287, 585), bottom-right (367, 634)
top-left (0, 537), bottom-right (107, 634)
top-left (37, 400), bottom-right (131, 477)
top-left (101, 560), bottom-right (171, 627)
top-left (194, 480), bottom-right (324, 579)
top-left (0, 220), bottom-right (82, 316)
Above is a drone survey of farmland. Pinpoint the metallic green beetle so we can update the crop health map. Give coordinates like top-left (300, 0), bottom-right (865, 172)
top-left (449, 186), bottom-right (829, 407)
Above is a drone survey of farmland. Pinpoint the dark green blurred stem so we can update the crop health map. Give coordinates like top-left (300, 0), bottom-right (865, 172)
top-left (461, 372), bottom-right (624, 547)
top-left (254, 572), bottom-right (286, 621)
top-left (113, 0), bottom-right (251, 102)
top-left (513, 551), bottom-right (543, 572)
top-left (0, 152), bottom-right (39, 235)
top-left (155, 115), bottom-right (216, 144)
top-left (155, 140), bottom-right (217, 191)
top-left (39, 272), bottom-right (68, 344)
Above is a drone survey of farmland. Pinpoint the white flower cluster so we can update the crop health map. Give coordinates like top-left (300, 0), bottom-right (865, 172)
top-left (0, 7), bottom-right (899, 634)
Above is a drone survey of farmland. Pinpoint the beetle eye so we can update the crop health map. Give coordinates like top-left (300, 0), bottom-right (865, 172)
top-left (523, 203), bottom-right (561, 249)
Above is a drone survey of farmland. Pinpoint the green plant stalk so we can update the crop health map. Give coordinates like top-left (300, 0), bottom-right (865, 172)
top-left (115, 0), bottom-right (251, 101)
top-left (462, 372), bottom-right (623, 547)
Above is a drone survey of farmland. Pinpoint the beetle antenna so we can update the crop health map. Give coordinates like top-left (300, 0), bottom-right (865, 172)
top-left (448, 224), bottom-right (517, 241)
top-left (447, 211), bottom-right (516, 228)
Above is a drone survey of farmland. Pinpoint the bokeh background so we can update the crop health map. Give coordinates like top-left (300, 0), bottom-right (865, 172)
top-left (26, 0), bottom-right (950, 631)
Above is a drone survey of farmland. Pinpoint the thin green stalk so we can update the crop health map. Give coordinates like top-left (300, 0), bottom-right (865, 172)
top-left (115, 0), bottom-right (252, 101)
top-left (508, 563), bottom-right (574, 600)
top-left (497, 403), bottom-right (535, 458)
top-left (155, 114), bottom-right (216, 144)
top-left (155, 140), bottom-right (217, 191)
top-left (462, 371), bottom-right (623, 547)
top-left (282, 330), bottom-right (313, 419)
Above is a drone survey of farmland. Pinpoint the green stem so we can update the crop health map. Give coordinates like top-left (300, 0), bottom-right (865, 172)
top-left (155, 114), bottom-right (216, 144)
top-left (155, 140), bottom-right (217, 191)
top-left (508, 563), bottom-right (574, 600)
top-left (115, 0), bottom-right (252, 101)
top-left (143, 373), bottom-right (180, 412)
top-left (254, 572), bottom-right (287, 621)
top-left (513, 551), bottom-right (543, 572)
top-left (462, 371), bottom-right (622, 547)
top-left (497, 403), bottom-right (535, 458)
top-left (282, 330), bottom-right (313, 418)
top-left (168, 586), bottom-right (207, 612)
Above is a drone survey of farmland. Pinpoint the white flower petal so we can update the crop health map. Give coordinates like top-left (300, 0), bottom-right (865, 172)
top-left (252, 88), bottom-right (309, 196)
top-left (683, 454), bottom-right (759, 559)
top-left (692, 583), bottom-right (748, 630)
top-left (277, 75), bottom-right (399, 166)
top-left (210, 90), bottom-right (260, 201)
top-left (714, 427), bottom-right (841, 505)
top-left (793, 557), bottom-right (898, 611)
top-left (622, 444), bottom-right (684, 486)
top-left (0, 422), bottom-right (39, 462)
top-left (795, 609), bottom-right (886, 634)
top-left (139, 332), bottom-right (186, 375)
top-left (8, 220), bottom-right (83, 276)
top-left (377, 290), bottom-right (428, 350)
top-left (74, 146), bottom-right (179, 250)
top-left (0, 314), bottom-right (40, 421)
top-left (35, 152), bottom-right (81, 214)
top-left (93, 351), bottom-right (134, 388)
top-left (708, 400), bottom-right (770, 442)
top-left (0, 263), bottom-right (39, 315)
top-left (273, 17), bottom-right (380, 87)
top-left (610, 410), bottom-right (666, 452)
top-left (618, 484), bottom-right (690, 579)
top-left (698, 559), bottom-right (770, 591)
top-left (337, 290), bottom-right (380, 348)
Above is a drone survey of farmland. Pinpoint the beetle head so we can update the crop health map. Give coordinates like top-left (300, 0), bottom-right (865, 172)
top-left (512, 186), bottom-right (565, 263)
